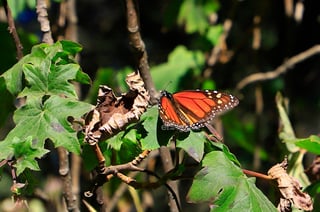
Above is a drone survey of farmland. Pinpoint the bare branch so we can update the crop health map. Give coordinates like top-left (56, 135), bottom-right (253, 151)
top-left (236, 45), bottom-right (320, 90)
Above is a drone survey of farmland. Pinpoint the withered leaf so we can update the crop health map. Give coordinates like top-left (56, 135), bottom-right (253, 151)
top-left (84, 72), bottom-right (150, 144)
top-left (268, 158), bottom-right (313, 212)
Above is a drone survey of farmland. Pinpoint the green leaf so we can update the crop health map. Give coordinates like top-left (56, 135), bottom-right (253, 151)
top-left (177, 0), bottom-right (220, 34)
top-left (20, 63), bottom-right (82, 98)
top-left (187, 151), bottom-right (277, 211)
top-left (140, 106), bottom-right (161, 150)
top-left (12, 136), bottom-right (49, 176)
top-left (176, 131), bottom-right (205, 162)
top-left (2, 96), bottom-right (93, 154)
top-left (1, 41), bottom-right (90, 97)
top-left (107, 131), bottom-right (125, 151)
top-left (1, 46), bottom-right (47, 95)
top-left (206, 25), bottom-right (223, 45)
top-left (151, 45), bottom-right (205, 92)
top-left (0, 136), bottom-right (49, 176)
top-left (295, 135), bottom-right (320, 155)
top-left (59, 40), bottom-right (83, 55)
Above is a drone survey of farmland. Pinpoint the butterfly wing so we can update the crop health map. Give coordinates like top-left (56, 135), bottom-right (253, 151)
top-left (159, 91), bottom-right (190, 131)
top-left (159, 90), bottom-right (239, 131)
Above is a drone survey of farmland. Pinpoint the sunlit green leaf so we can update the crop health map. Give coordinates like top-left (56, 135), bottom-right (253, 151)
top-left (1, 41), bottom-right (90, 97)
top-left (177, 0), bottom-right (220, 34)
top-left (151, 45), bottom-right (205, 92)
top-left (19, 63), bottom-right (82, 98)
top-left (295, 135), bottom-right (320, 154)
top-left (206, 25), bottom-right (223, 45)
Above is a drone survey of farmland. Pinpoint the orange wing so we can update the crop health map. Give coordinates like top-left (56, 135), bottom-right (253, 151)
top-left (159, 90), bottom-right (239, 131)
top-left (159, 92), bottom-right (190, 131)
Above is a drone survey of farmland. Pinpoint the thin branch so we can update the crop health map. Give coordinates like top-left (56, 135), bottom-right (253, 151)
top-left (2, 0), bottom-right (23, 60)
top-left (124, 0), bottom-right (158, 103)
top-left (105, 150), bottom-right (156, 212)
top-left (243, 169), bottom-right (272, 180)
top-left (159, 146), bottom-right (181, 212)
top-left (203, 19), bottom-right (233, 78)
top-left (36, 0), bottom-right (54, 44)
top-left (236, 45), bottom-right (320, 90)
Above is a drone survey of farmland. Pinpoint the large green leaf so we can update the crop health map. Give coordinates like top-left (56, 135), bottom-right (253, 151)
top-left (187, 151), bottom-right (277, 211)
top-left (151, 46), bottom-right (205, 92)
top-left (2, 96), bottom-right (93, 154)
top-left (1, 40), bottom-right (90, 97)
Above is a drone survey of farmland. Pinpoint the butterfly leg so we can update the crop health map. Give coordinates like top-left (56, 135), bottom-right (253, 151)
top-left (204, 123), bottom-right (223, 142)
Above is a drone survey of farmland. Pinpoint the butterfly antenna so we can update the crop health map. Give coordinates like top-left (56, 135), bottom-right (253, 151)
top-left (162, 80), bottom-right (173, 92)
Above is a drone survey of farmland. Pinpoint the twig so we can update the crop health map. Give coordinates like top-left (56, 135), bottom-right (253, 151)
top-left (243, 169), bottom-right (272, 180)
top-left (36, 0), bottom-right (54, 44)
top-left (105, 150), bottom-right (156, 212)
top-left (2, 0), bottom-right (23, 60)
top-left (203, 19), bottom-right (233, 78)
top-left (124, 0), bottom-right (158, 103)
top-left (236, 45), bottom-right (320, 90)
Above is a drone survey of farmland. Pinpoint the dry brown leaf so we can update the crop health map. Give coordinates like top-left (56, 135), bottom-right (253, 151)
top-left (84, 72), bottom-right (150, 144)
top-left (268, 158), bottom-right (313, 211)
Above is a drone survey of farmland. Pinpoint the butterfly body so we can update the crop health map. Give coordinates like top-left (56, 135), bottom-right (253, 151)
top-left (158, 90), bottom-right (239, 131)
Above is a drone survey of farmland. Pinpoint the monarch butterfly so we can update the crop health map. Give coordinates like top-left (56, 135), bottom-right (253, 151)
top-left (158, 90), bottom-right (239, 132)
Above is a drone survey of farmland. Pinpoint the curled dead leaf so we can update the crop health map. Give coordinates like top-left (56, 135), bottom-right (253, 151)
top-left (268, 158), bottom-right (313, 211)
top-left (84, 72), bottom-right (150, 144)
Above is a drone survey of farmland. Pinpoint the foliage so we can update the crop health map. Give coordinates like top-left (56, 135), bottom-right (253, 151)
top-left (0, 0), bottom-right (319, 211)
top-left (187, 151), bottom-right (277, 212)
top-left (0, 40), bottom-right (92, 176)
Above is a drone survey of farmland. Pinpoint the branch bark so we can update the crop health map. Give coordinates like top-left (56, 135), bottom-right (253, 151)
top-left (36, 0), bottom-right (54, 44)
top-left (57, 147), bottom-right (78, 212)
top-left (124, 0), bottom-right (158, 104)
